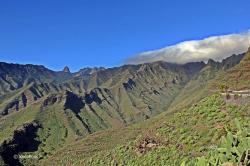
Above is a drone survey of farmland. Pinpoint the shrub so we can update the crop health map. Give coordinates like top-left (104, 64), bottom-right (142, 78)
top-left (183, 119), bottom-right (250, 166)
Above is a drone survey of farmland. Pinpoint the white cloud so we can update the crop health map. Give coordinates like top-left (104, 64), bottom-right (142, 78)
top-left (125, 30), bottom-right (250, 64)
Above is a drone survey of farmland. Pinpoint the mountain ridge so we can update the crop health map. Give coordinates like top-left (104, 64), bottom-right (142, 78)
top-left (42, 47), bottom-right (250, 166)
top-left (0, 49), bottom-right (249, 165)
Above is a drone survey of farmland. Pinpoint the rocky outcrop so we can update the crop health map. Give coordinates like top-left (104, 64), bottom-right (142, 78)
top-left (63, 66), bottom-right (70, 73)
top-left (136, 136), bottom-right (160, 155)
top-left (123, 78), bottom-right (136, 91)
top-left (43, 94), bottom-right (60, 107)
top-left (84, 90), bottom-right (102, 104)
top-left (1, 91), bottom-right (37, 116)
top-left (2, 99), bottom-right (19, 115)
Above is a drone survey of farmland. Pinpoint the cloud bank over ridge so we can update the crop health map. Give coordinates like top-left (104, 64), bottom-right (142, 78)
top-left (125, 30), bottom-right (250, 64)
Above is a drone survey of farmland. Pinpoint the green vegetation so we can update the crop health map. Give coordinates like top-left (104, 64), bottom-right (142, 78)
top-left (211, 49), bottom-right (250, 91)
top-left (0, 50), bottom-right (249, 165)
top-left (0, 103), bottom-right (40, 143)
top-left (184, 119), bottom-right (250, 165)
top-left (43, 94), bottom-right (250, 165)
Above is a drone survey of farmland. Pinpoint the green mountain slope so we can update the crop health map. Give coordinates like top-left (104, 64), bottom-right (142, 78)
top-left (0, 48), bottom-right (249, 165)
top-left (0, 60), bottom-right (206, 165)
top-left (210, 48), bottom-right (250, 90)
top-left (44, 94), bottom-right (250, 165)
top-left (0, 62), bottom-right (73, 96)
top-left (42, 49), bottom-right (250, 165)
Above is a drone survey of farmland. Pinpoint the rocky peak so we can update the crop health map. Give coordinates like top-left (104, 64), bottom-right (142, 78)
top-left (241, 46), bottom-right (250, 63)
top-left (221, 53), bottom-right (244, 69)
top-left (207, 59), bottom-right (216, 65)
top-left (206, 59), bottom-right (221, 69)
top-left (63, 66), bottom-right (70, 73)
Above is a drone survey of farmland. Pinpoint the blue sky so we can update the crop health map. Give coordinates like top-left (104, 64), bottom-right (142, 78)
top-left (0, 0), bottom-right (249, 71)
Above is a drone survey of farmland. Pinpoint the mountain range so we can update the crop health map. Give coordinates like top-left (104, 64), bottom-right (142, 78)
top-left (0, 47), bottom-right (249, 166)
